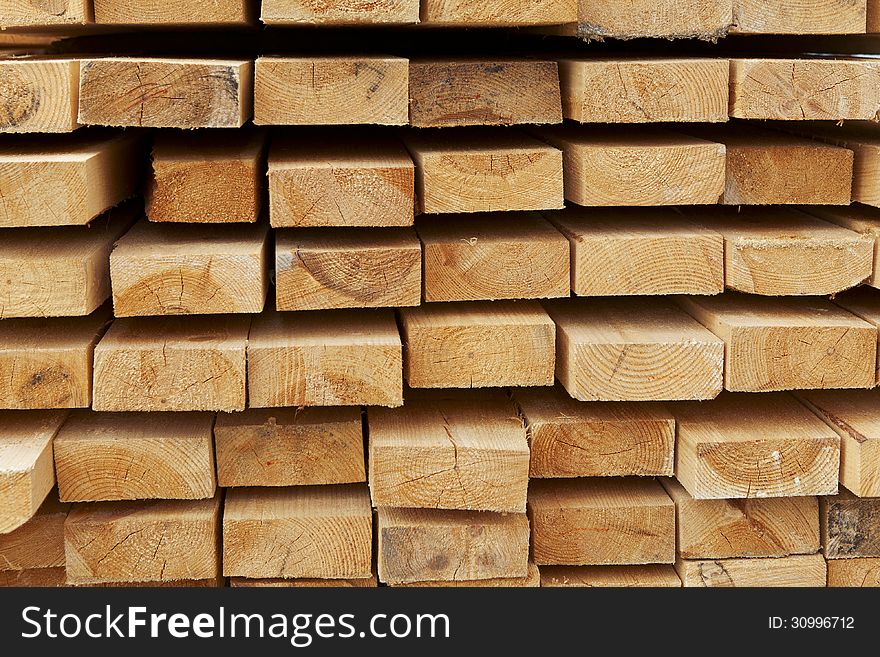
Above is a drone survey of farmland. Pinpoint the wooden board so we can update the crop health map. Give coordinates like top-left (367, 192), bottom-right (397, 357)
top-left (513, 386), bottom-right (674, 478)
top-left (276, 227), bottom-right (421, 310)
top-left (558, 58), bottom-right (729, 124)
top-left (214, 407), bottom-right (365, 487)
top-left (0, 566), bottom-right (66, 587)
top-left (678, 295), bottom-right (877, 391)
top-left (546, 207), bottom-right (723, 296)
top-left (0, 411), bottom-right (68, 534)
top-left (399, 301), bottom-right (555, 388)
top-left (672, 392), bottom-right (840, 499)
top-left (110, 220), bottom-right (269, 316)
top-left (417, 212), bottom-right (569, 301)
top-left (261, 0), bottom-right (418, 24)
top-left (808, 205), bottom-right (880, 287)
top-left (832, 288), bottom-right (880, 386)
top-left (402, 130), bottom-right (564, 214)
top-left (540, 565), bottom-right (680, 587)
top-left (732, 0), bottom-right (867, 33)
top-left (393, 562), bottom-right (540, 587)
top-left (0, 58), bottom-right (79, 133)
top-left (93, 0), bottom-right (255, 24)
top-left (54, 411), bottom-right (216, 502)
top-left (676, 553), bottom-right (826, 587)
top-left (662, 478), bottom-right (819, 558)
top-left (420, 0), bottom-right (575, 25)
top-left (0, 132), bottom-right (139, 227)
top-left (146, 130), bottom-right (265, 224)
top-left (0, 0), bottom-right (91, 26)
top-left (730, 58), bottom-right (880, 120)
top-left (368, 397), bottom-right (529, 512)
top-left (377, 507), bottom-right (530, 584)
top-left (65, 496), bottom-right (221, 584)
top-left (821, 489), bottom-right (880, 558)
top-left (0, 492), bottom-right (67, 570)
top-left (871, 0), bottom-right (880, 31)
top-left (79, 58), bottom-right (253, 128)
top-left (0, 210), bottom-right (132, 317)
top-left (409, 59), bottom-right (562, 128)
top-left (544, 297), bottom-right (724, 401)
top-left (574, 0), bottom-right (732, 39)
top-left (827, 558), bottom-right (880, 586)
top-left (0, 307), bottom-right (110, 409)
top-left (92, 315), bottom-right (250, 412)
top-left (223, 484), bottom-right (372, 579)
top-left (799, 389), bottom-right (880, 498)
top-left (681, 206), bottom-right (873, 296)
top-left (268, 134), bottom-right (414, 228)
top-left (247, 308), bottom-right (402, 407)
top-left (686, 126), bottom-right (853, 205)
top-left (534, 126), bottom-right (725, 206)
top-left (255, 56), bottom-right (407, 125)
top-left (231, 575), bottom-right (378, 587)
top-left (528, 478), bottom-right (675, 566)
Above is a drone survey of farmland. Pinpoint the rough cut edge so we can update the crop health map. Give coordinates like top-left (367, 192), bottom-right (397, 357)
top-left (576, 21), bottom-right (732, 43)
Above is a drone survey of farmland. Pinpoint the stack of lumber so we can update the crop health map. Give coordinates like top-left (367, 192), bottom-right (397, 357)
top-left (3, 0), bottom-right (880, 590)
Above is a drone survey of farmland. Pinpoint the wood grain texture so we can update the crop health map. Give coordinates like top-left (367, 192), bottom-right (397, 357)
top-left (409, 59), bottom-right (562, 127)
top-left (214, 407), bottom-right (365, 487)
top-left (268, 134), bottom-right (414, 228)
top-left (827, 557), bottom-right (880, 586)
top-left (672, 392), bottom-right (840, 499)
top-left (540, 565), bottom-right (680, 587)
top-left (662, 478), bottom-right (819, 558)
top-left (377, 507), bottom-right (530, 584)
top-left (732, 0), bottom-right (867, 34)
top-left (575, 0), bottom-right (732, 39)
top-left (223, 484), bottom-right (372, 579)
top-left (514, 386), bottom-right (673, 478)
top-left (0, 307), bottom-right (110, 409)
top-left (247, 308), bottom-right (402, 407)
top-left (0, 491), bottom-right (67, 569)
top-left (682, 207), bottom-right (873, 295)
top-left (255, 56), bottom-right (407, 125)
top-left (368, 396), bottom-right (529, 512)
top-left (535, 125), bottom-right (725, 206)
top-left (146, 130), bottom-right (265, 223)
top-left (811, 205), bottom-right (880, 287)
top-left (676, 553), bottom-right (826, 587)
top-left (799, 389), bottom-right (880, 498)
top-left (110, 221), bottom-right (269, 316)
top-left (418, 212), bottom-right (569, 302)
top-left (0, 411), bottom-right (67, 534)
top-left (832, 286), bottom-right (880, 382)
top-left (79, 58), bottom-right (253, 128)
top-left (0, 0), bottom-right (91, 26)
top-left (92, 315), bottom-right (250, 412)
top-left (871, 0), bottom-right (880, 31)
top-left (544, 298), bottom-right (724, 401)
top-left (0, 58), bottom-right (79, 133)
top-left (678, 294), bottom-right (877, 392)
top-left (231, 575), bottom-right (378, 587)
top-left (276, 227), bottom-right (421, 310)
top-left (558, 58), bottom-right (729, 124)
top-left (821, 489), bottom-right (880, 558)
top-left (0, 132), bottom-right (139, 227)
top-left (403, 129), bottom-right (564, 213)
top-left (686, 125), bottom-right (853, 205)
top-left (0, 566), bottom-right (66, 586)
top-left (393, 562), bottom-right (539, 587)
top-left (54, 411), bottom-right (216, 502)
top-left (93, 0), bottom-right (255, 24)
top-left (399, 301), bottom-right (556, 388)
top-left (420, 0), bottom-right (575, 25)
top-left (528, 478), bottom-right (675, 566)
top-left (261, 0), bottom-right (418, 24)
top-left (64, 496), bottom-right (221, 584)
top-left (546, 207), bottom-right (723, 296)
top-left (730, 58), bottom-right (880, 120)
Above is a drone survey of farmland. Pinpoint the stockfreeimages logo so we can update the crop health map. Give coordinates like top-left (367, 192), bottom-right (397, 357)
top-left (21, 606), bottom-right (451, 646)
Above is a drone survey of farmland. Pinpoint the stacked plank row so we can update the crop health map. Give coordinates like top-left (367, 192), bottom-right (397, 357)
top-left (4, 6), bottom-right (880, 589)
